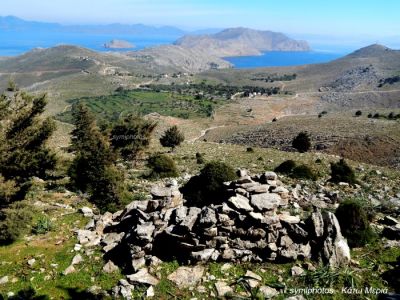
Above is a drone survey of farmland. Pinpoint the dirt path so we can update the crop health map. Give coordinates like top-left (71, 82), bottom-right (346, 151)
top-left (188, 125), bottom-right (227, 143)
top-left (0, 69), bottom-right (82, 76)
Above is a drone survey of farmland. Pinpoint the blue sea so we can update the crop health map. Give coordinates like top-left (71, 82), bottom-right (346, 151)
top-left (225, 51), bottom-right (346, 68)
top-left (0, 30), bottom-right (347, 67)
top-left (0, 30), bottom-right (176, 56)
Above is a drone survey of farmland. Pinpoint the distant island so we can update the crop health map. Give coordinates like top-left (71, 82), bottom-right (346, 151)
top-left (104, 39), bottom-right (135, 49)
top-left (175, 27), bottom-right (311, 57)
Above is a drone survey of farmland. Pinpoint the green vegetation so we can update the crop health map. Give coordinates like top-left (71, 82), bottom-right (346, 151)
top-left (182, 161), bottom-right (237, 207)
top-left (68, 103), bottom-right (127, 213)
top-left (142, 83), bottom-right (281, 100)
top-left (195, 152), bottom-right (205, 164)
top-left (6, 79), bottom-right (18, 92)
top-left (32, 216), bottom-right (54, 235)
top-left (330, 159), bottom-right (357, 184)
top-left (291, 164), bottom-right (318, 180)
top-left (0, 92), bottom-right (57, 201)
top-left (274, 160), bottom-right (296, 174)
top-left (110, 114), bottom-right (157, 161)
top-left (378, 75), bottom-right (400, 87)
top-left (160, 125), bottom-right (185, 151)
top-left (251, 73), bottom-right (297, 82)
top-left (147, 154), bottom-right (178, 179)
top-left (335, 199), bottom-right (377, 247)
top-left (56, 90), bottom-right (225, 123)
top-left (0, 201), bottom-right (34, 244)
top-left (292, 132), bottom-right (311, 153)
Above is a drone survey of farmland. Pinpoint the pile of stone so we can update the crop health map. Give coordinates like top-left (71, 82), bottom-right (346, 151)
top-left (76, 170), bottom-right (352, 298)
top-left (79, 171), bottom-right (350, 267)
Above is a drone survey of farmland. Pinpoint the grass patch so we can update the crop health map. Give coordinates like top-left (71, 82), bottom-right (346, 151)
top-left (56, 90), bottom-right (226, 123)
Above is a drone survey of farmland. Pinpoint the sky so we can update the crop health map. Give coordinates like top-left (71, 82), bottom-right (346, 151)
top-left (1, 0), bottom-right (400, 38)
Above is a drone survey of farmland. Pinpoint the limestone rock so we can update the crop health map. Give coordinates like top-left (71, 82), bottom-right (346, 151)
top-left (250, 193), bottom-right (281, 211)
top-left (0, 276), bottom-right (9, 285)
top-left (80, 207), bottom-right (94, 217)
top-left (63, 265), bottom-right (76, 275)
top-left (167, 266), bottom-right (204, 288)
top-left (103, 261), bottom-right (119, 273)
top-left (259, 285), bottom-right (279, 298)
top-left (181, 207), bottom-right (202, 230)
top-left (127, 268), bottom-right (159, 286)
top-left (228, 194), bottom-right (254, 212)
top-left (132, 257), bottom-right (146, 272)
top-left (321, 212), bottom-right (351, 267)
top-left (245, 270), bottom-right (262, 288)
top-left (291, 266), bottom-right (305, 276)
top-left (215, 281), bottom-right (233, 296)
top-left (71, 254), bottom-right (83, 265)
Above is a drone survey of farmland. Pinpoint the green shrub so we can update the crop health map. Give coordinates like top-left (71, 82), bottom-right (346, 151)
top-left (147, 154), bottom-right (178, 178)
top-left (330, 159), bottom-right (357, 184)
top-left (32, 216), bottom-right (54, 234)
top-left (246, 147), bottom-right (254, 152)
top-left (335, 199), bottom-right (377, 247)
top-left (292, 132), bottom-right (312, 153)
top-left (274, 160), bottom-right (296, 174)
top-left (290, 165), bottom-right (317, 180)
top-left (160, 125), bottom-right (185, 151)
top-left (355, 110), bottom-right (362, 116)
top-left (0, 201), bottom-right (34, 244)
top-left (196, 152), bottom-right (205, 164)
top-left (182, 161), bottom-right (237, 207)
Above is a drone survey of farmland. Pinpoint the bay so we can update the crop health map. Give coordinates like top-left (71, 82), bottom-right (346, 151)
top-left (224, 51), bottom-right (346, 68)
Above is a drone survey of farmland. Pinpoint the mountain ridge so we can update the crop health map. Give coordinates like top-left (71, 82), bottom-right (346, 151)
top-left (175, 27), bottom-right (311, 57)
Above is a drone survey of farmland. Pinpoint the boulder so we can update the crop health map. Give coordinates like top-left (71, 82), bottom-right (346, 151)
top-left (151, 186), bottom-right (173, 198)
top-left (167, 266), bottom-right (204, 288)
top-left (198, 207), bottom-right (218, 227)
top-left (181, 207), bottom-right (201, 230)
top-left (135, 223), bottom-right (155, 243)
top-left (245, 270), bottom-right (262, 288)
top-left (310, 210), bottom-right (324, 238)
top-left (80, 207), bottom-right (94, 217)
top-left (261, 171), bottom-right (278, 181)
top-left (215, 281), bottom-right (233, 296)
top-left (191, 248), bottom-right (216, 262)
top-left (228, 194), bottom-right (254, 212)
top-left (127, 268), bottom-right (159, 286)
top-left (71, 254), bottom-right (83, 265)
top-left (250, 193), bottom-right (281, 211)
top-left (259, 286), bottom-right (279, 298)
top-left (321, 212), bottom-right (351, 267)
top-left (103, 261), bottom-right (119, 273)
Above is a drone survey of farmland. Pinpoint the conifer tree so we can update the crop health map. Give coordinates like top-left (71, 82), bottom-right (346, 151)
top-left (160, 125), bottom-right (184, 151)
top-left (110, 114), bottom-right (156, 161)
top-left (68, 103), bottom-right (126, 212)
top-left (292, 131), bottom-right (311, 153)
top-left (0, 91), bottom-right (56, 202)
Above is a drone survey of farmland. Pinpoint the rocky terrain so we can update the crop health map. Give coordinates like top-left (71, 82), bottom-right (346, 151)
top-left (175, 27), bottom-right (310, 57)
top-left (58, 165), bottom-right (400, 299)
top-left (128, 45), bottom-right (232, 73)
